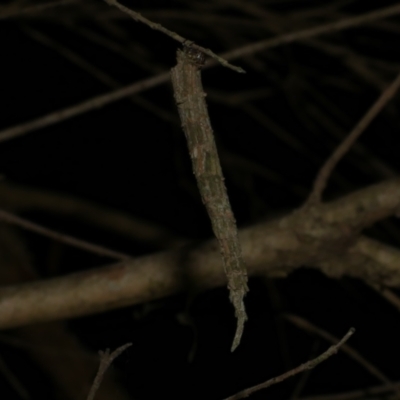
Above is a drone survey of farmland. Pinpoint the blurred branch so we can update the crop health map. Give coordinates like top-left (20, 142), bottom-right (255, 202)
top-left (221, 3), bottom-right (400, 62)
top-left (0, 182), bottom-right (184, 248)
top-left (299, 381), bottom-right (400, 400)
top-left (1, 178), bottom-right (400, 328)
top-left (0, 0), bottom-right (78, 20)
top-left (2, 3), bottom-right (400, 143)
top-left (305, 70), bottom-right (400, 205)
top-left (0, 209), bottom-right (132, 261)
top-left (0, 225), bottom-right (131, 400)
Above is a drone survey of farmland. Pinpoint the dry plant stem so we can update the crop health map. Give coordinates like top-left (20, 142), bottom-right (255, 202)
top-left (171, 48), bottom-right (248, 351)
top-left (103, 0), bottom-right (244, 73)
top-left (86, 343), bottom-right (132, 400)
top-left (0, 4), bottom-right (399, 144)
top-left (0, 209), bottom-right (131, 261)
top-left (223, 328), bottom-right (355, 400)
top-left (306, 70), bottom-right (400, 205)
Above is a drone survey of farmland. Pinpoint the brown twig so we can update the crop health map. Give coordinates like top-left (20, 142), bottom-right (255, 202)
top-left (0, 0), bottom-right (78, 20)
top-left (0, 209), bottom-right (132, 261)
top-left (21, 25), bottom-right (176, 124)
top-left (103, 0), bottom-right (244, 73)
top-left (305, 70), bottom-right (400, 206)
top-left (1, 4), bottom-right (399, 144)
top-left (0, 182), bottom-right (184, 248)
top-left (220, 3), bottom-right (400, 63)
top-left (298, 381), bottom-right (400, 400)
top-left (0, 71), bottom-right (170, 144)
top-left (222, 327), bottom-right (355, 400)
top-left (0, 179), bottom-right (400, 329)
top-left (171, 48), bottom-right (248, 351)
top-left (0, 354), bottom-right (30, 400)
top-left (86, 343), bottom-right (132, 400)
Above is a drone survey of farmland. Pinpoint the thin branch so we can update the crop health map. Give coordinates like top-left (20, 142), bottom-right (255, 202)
top-left (0, 182), bottom-right (184, 248)
top-left (368, 283), bottom-right (400, 313)
top-left (21, 25), bottom-right (176, 124)
top-left (103, 0), bottom-right (244, 73)
top-left (306, 70), bottom-right (400, 205)
top-left (220, 3), bottom-right (400, 63)
top-left (0, 209), bottom-right (132, 261)
top-left (86, 343), bottom-right (132, 400)
top-left (298, 381), bottom-right (400, 400)
top-left (171, 48), bottom-right (248, 351)
top-left (284, 314), bottom-right (399, 393)
top-left (0, 0), bottom-right (78, 20)
top-left (0, 354), bottom-right (30, 400)
top-left (1, 4), bottom-right (399, 144)
top-left (222, 328), bottom-right (355, 400)
top-left (0, 71), bottom-right (170, 144)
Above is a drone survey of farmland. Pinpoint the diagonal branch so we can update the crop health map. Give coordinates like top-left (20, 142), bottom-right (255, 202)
top-left (0, 209), bottom-right (132, 261)
top-left (220, 3), bottom-right (400, 63)
top-left (1, 4), bottom-right (400, 144)
top-left (104, 0), bottom-right (244, 73)
top-left (305, 70), bottom-right (400, 205)
top-left (222, 327), bottom-right (355, 400)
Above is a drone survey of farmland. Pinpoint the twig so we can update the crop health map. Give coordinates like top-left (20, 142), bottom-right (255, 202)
top-left (171, 48), bottom-right (248, 351)
top-left (368, 283), bottom-right (400, 312)
top-left (298, 381), bottom-right (400, 400)
top-left (305, 70), bottom-right (400, 205)
top-left (220, 3), bottom-right (400, 62)
top-left (0, 71), bottom-right (169, 144)
top-left (86, 343), bottom-right (132, 400)
top-left (1, 4), bottom-right (399, 144)
top-left (0, 179), bottom-right (399, 329)
top-left (284, 314), bottom-right (398, 392)
top-left (21, 25), bottom-right (176, 123)
top-left (0, 0), bottom-right (78, 20)
top-left (0, 182), bottom-right (184, 248)
top-left (0, 354), bottom-right (30, 400)
top-left (222, 327), bottom-right (355, 400)
top-left (103, 0), bottom-right (244, 73)
top-left (0, 209), bottom-right (132, 261)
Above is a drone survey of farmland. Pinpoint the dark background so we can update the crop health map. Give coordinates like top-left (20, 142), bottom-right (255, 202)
top-left (1, 0), bottom-right (400, 399)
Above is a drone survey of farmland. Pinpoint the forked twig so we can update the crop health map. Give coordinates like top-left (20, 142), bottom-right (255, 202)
top-left (171, 47), bottom-right (248, 351)
top-left (104, 0), bottom-right (244, 73)
top-left (86, 343), bottom-right (132, 400)
top-left (306, 70), bottom-right (400, 206)
top-left (223, 328), bottom-right (355, 400)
